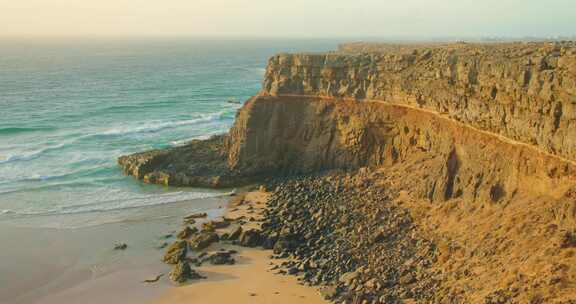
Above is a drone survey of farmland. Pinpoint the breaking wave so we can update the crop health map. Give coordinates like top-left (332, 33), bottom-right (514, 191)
top-left (0, 143), bottom-right (67, 164)
top-left (0, 189), bottom-right (234, 218)
top-left (91, 112), bottom-right (226, 138)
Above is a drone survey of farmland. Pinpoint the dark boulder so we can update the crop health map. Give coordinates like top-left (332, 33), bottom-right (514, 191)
top-left (203, 219), bottom-right (230, 230)
top-left (177, 226), bottom-right (198, 239)
top-left (169, 261), bottom-right (204, 283)
top-left (189, 231), bottom-right (219, 251)
top-left (239, 229), bottom-right (263, 247)
top-left (228, 226), bottom-right (243, 241)
top-left (163, 240), bottom-right (188, 264)
top-left (114, 243), bottom-right (128, 250)
top-left (204, 251), bottom-right (236, 265)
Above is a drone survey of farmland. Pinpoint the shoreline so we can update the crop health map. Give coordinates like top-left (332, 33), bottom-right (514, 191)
top-left (152, 190), bottom-right (328, 304)
top-left (0, 187), bottom-right (327, 304)
top-left (0, 195), bottom-right (230, 304)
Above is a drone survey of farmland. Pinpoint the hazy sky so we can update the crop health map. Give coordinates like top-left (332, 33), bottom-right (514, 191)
top-left (1, 0), bottom-right (575, 38)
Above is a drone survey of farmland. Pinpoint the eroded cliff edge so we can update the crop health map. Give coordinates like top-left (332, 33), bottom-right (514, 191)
top-left (120, 42), bottom-right (576, 196)
top-left (265, 42), bottom-right (576, 161)
top-left (119, 42), bottom-right (576, 302)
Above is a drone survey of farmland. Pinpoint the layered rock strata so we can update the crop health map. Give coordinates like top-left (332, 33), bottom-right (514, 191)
top-left (118, 42), bottom-right (576, 303)
top-left (264, 42), bottom-right (576, 161)
top-left (226, 95), bottom-right (576, 204)
top-left (120, 42), bottom-right (576, 197)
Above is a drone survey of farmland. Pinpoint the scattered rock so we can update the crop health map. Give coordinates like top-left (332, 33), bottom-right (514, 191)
top-left (203, 219), bottom-right (230, 230)
top-left (288, 266), bottom-right (299, 275)
top-left (204, 251), bottom-right (236, 265)
top-left (184, 212), bottom-right (207, 220)
top-left (163, 240), bottom-right (188, 264)
top-left (256, 173), bottom-right (438, 303)
top-left (169, 261), bottom-right (204, 283)
top-left (319, 285), bottom-right (339, 300)
top-left (177, 226), bottom-right (198, 239)
top-left (189, 231), bottom-right (219, 251)
top-left (239, 229), bottom-right (263, 247)
top-left (339, 270), bottom-right (360, 285)
top-left (228, 226), bottom-right (243, 241)
top-left (114, 243), bottom-right (128, 250)
top-left (183, 218), bottom-right (196, 225)
top-left (559, 231), bottom-right (576, 248)
top-left (142, 274), bottom-right (164, 283)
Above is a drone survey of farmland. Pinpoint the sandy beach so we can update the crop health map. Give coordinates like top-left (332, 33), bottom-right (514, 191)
top-left (0, 196), bottom-right (230, 304)
top-left (152, 190), bottom-right (327, 304)
top-left (153, 247), bottom-right (326, 304)
top-left (0, 189), bottom-right (326, 304)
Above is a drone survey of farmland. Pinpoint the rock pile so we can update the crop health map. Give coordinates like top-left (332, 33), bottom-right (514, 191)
top-left (162, 220), bottom-right (239, 284)
top-left (159, 170), bottom-right (440, 300)
top-left (257, 171), bottom-right (439, 303)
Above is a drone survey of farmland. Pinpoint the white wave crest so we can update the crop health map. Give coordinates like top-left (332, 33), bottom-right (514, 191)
top-left (95, 112), bottom-right (225, 137)
top-left (0, 143), bottom-right (67, 165)
top-left (0, 189), bottom-right (234, 218)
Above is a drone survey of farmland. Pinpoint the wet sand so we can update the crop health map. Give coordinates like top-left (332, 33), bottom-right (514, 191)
top-left (0, 191), bottom-right (326, 304)
top-left (153, 247), bottom-right (326, 304)
top-left (152, 191), bottom-right (327, 304)
top-left (0, 196), bottom-right (229, 304)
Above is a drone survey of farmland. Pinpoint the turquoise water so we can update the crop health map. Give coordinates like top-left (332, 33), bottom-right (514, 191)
top-left (0, 38), bottom-right (338, 227)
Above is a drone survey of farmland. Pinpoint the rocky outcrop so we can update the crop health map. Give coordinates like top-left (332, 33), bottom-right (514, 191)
top-left (226, 95), bottom-right (576, 203)
top-left (264, 42), bottom-right (576, 161)
top-left (119, 42), bottom-right (576, 195)
top-left (119, 42), bottom-right (576, 303)
top-left (118, 135), bottom-right (258, 187)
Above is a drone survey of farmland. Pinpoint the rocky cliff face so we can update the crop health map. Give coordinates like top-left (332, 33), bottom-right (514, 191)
top-left (118, 42), bottom-right (576, 303)
top-left (221, 42), bottom-right (576, 202)
top-left (225, 95), bottom-right (576, 204)
top-left (263, 42), bottom-right (576, 162)
top-left (120, 42), bottom-right (576, 201)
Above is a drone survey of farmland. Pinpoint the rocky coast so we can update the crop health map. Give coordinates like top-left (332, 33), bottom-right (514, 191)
top-left (120, 42), bottom-right (576, 303)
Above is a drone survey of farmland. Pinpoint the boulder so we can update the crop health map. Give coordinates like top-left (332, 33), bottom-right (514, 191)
top-left (319, 285), bottom-right (339, 300)
top-left (204, 251), bottom-right (236, 265)
top-left (163, 240), bottom-right (187, 264)
top-left (114, 243), bottom-right (128, 250)
top-left (169, 261), bottom-right (204, 283)
top-left (176, 226), bottom-right (198, 239)
top-left (239, 229), bottom-right (263, 247)
top-left (202, 219), bottom-right (230, 230)
top-left (189, 231), bottom-right (219, 251)
top-left (273, 238), bottom-right (295, 254)
top-left (228, 226), bottom-right (243, 241)
top-left (184, 212), bottom-right (207, 220)
top-left (339, 270), bottom-right (361, 285)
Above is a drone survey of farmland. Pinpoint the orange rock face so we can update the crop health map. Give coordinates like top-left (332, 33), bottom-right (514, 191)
top-left (263, 42), bottom-right (576, 162)
top-left (118, 42), bottom-right (576, 302)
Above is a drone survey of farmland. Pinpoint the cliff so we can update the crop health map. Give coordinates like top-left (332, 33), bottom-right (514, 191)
top-left (118, 42), bottom-right (576, 302)
top-left (264, 42), bottom-right (576, 161)
top-left (119, 42), bottom-right (576, 201)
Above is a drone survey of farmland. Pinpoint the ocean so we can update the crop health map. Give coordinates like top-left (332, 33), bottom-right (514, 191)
top-left (0, 38), bottom-right (339, 228)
